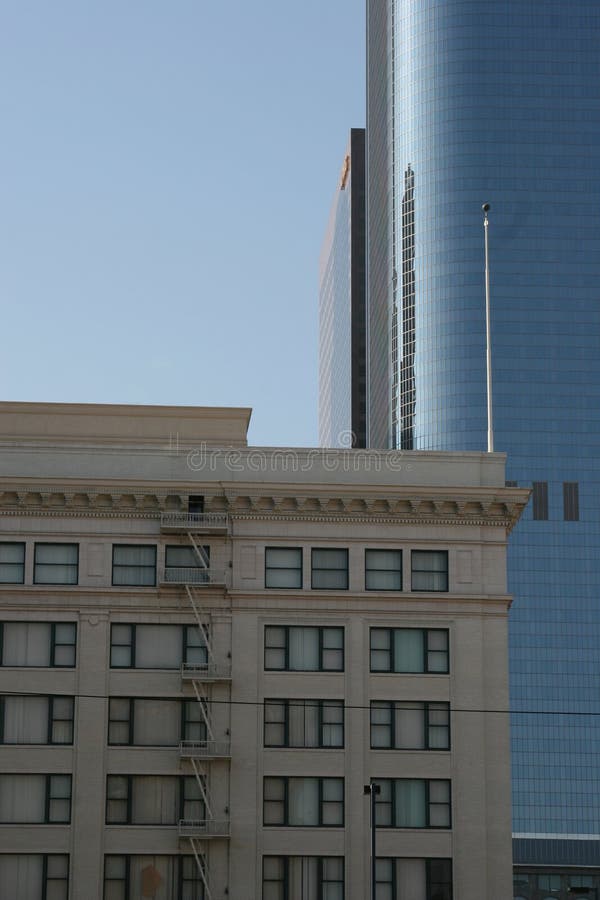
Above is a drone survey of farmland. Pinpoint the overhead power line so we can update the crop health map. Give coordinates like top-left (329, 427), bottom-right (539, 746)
top-left (0, 689), bottom-right (599, 718)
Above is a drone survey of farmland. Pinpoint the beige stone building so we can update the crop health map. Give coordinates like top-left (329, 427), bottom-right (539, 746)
top-left (0, 402), bottom-right (528, 900)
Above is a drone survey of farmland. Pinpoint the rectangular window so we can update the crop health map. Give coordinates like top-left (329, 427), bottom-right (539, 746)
top-left (411, 551), bottom-right (448, 592)
top-left (264, 626), bottom-right (344, 672)
top-left (53, 623), bottom-right (77, 666)
top-left (532, 481), bottom-right (549, 520)
top-left (184, 624), bottom-right (209, 668)
top-left (188, 495), bottom-right (204, 514)
top-left (375, 858), bottom-right (452, 900)
top-left (311, 549), bottom-right (349, 590)
top-left (0, 695), bottom-right (74, 744)
top-left (563, 482), bottom-right (579, 521)
top-left (33, 543), bottom-right (78, 585)
top-left (0, 774), bottom-right (71, 823)
top-left (0, 622), bottom-right (77, 667)
top-left (104, 855), bottom-right (204, 900)
top-left (264, 699), bottom-right (344, 748)
top-left (265, 547), bottom-right (303, 589)
top-left (50, 696), bottom-right (75, 744)
top-left (370, 628), bottom-right (449, 674)
top-left (165, 545), bottom-right (210, 582)
top-left (48, 775), bottom-right (72, 823)
top-left (181, 775), bottom-right (205, 822)
top-left (263, 777), bottom-right (344, 827)
top-left (0, 542), bottom-right (25, 584)
top-left (365, 550), bottom-right (402, 591)
top-left (0, 855), bottom-right (69, 900)
top-left (108, 698), bottom-right (183, 746)
top-left (263, 856), bottom-right (344, 900)
top-left (109, 624), bottom-right (207, 669)
top-left (183, 699), bottom-right (207, 743)
top-left (112, 545), bottom-right (156, 587)
top-left (374, 779), bottom-right (451, 829)
top-left (106, 775), bottom-right (199, 825)
top-left (370, 702), bottom-right (450, 750)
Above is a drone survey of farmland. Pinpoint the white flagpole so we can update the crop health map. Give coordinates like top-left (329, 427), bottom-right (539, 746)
top-left (482, 203), bottom-right (494, 453)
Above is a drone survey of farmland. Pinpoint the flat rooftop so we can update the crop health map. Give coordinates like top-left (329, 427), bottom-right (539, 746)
top-left (0, 400), bottom-right (508, 489)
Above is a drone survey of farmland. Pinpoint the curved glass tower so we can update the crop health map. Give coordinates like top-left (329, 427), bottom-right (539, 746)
top-left (367, 0), bottom-right (600, 890)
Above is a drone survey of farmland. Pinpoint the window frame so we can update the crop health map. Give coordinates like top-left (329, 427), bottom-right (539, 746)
top-left (375, 857), bottom-right (453, 900)
top-left (181, 774), bottom-right (205, 822)
top-left (311, 548), bottom-right (349, 591)
top-left (46, 774), bottom-right (72, 824)
top-left (165, 544), bottom-right (210, 572)
top-left (0, 773), bottom-right (71, 824)
top-left (108, 697), bottom-right (193, 747)
top-left (369, 701), bottom-right (450, 750)
top-left (263, 776), bottom-right (344, 827)
top-left (49, 696), bottom-right (75, 744)
top-left (184, 624), bottom-right (208, 668)
top-left (105, 774), bottom-right (201, 826)
top-left (104, 856), bottom-right (205, 900)
top-left (109, 623), bottom-right (206, 670)
top-left (532, 481), bottom-right (549, 521)
top-left (110, 624), bottom-right (135, 668)
top-left (0, 855), bottom-right (70, 900)
top-left (265, 547), bottom-right (303, 590)
top-left (365, 549), bottom-right (403, 591)
top-left (264, 625), bottom-right (344, 672)
top-left (183, 698), bottom-right (207, 743)
top-left (108, 697), bottom-right (133, 745)
top-left (262, 855), bottom-right (344, 899)
top-left (51, 623), bottom-right (77, 667)
top-left (33, 543), bottom-right (79, 585)
top-left (563, 481), bottom-right (580, 521)
top-left (373, 778), bottom-right (451, 829)
top-left (369, 627), bottom-right (449, 675)
top-left (43, 855), bottom-right (70, 900)
top-left (0, 622), bottom-right (77, 668)
top-left (264, 699), bottom-right (344, 749)
top-left (111, 544), bottom-right (157, 587)
top-left (0, 695), bottom-right (74, 745)
top-left (0, 541), bottom-right (25, 584)
top-left (104, 855), bottom-right (129, 900)
top-left (411, 550), bottom-right (449, 592)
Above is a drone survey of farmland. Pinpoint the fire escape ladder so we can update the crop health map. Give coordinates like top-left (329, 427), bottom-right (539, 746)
top-left (190, 762), bottom-right (212, 818)
top-left (189, 840), bottom-right (212, 900)
top-left (184, 585), bottom-right (214, 666)
top-left (192, 687), bottom-right (215, 742)
top-left (187, 532), bottom-right (210, 568)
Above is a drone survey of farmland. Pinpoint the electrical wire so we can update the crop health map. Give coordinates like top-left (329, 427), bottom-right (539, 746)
top-left (0, 688), bottom-right (598, 717)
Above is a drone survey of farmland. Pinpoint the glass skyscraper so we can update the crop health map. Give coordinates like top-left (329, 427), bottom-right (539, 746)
top-left (366, 0), bottom-right (600, 893)
top-left (319, 128), bottom-right (366, 448)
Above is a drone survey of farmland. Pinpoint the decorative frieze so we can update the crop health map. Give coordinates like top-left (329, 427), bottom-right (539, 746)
top-left (0, 484), bottom-right (529, 531)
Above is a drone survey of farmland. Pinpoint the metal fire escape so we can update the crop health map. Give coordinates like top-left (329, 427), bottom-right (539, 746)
top-left (160, 509), bottom-right (231, 900)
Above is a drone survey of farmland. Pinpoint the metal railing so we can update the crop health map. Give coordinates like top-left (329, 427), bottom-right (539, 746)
top-left (181, 662), bottom-right (231, 681)
top-left (161, 512), bottom-right (229, 531)
top-left (178, 818), bottom-right (230, 838)
top-left (179, 740), bottom-right (231, 759)
top-left (159, 567), bottom-right (224, 586)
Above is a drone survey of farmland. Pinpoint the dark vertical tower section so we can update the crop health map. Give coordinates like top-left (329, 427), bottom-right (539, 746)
top-left (349, 129), bottom-right (367, 448)
top-left (399, 164), bottom-right (415, 450)
top-left (365, 0), bottom-right (391, 449)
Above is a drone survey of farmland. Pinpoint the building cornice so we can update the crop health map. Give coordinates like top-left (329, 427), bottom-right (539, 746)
top-left (0, 483), bottom-right (530, 532)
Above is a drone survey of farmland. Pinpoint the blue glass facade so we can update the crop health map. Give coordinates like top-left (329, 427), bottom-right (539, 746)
top-left (367, 0), bottom-right (600, 882)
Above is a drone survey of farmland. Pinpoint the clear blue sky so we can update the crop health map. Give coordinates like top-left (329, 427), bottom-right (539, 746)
top-left (0, 1), bottom-right (365, 446)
